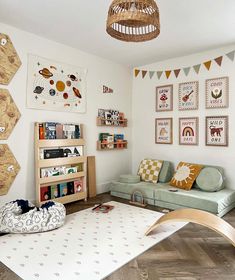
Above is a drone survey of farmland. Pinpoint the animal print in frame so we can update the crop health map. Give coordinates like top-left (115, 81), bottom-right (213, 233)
top-left (155, 118), bottom-right (173, 144)
top-left (206, 116), bottom-right (228, 147)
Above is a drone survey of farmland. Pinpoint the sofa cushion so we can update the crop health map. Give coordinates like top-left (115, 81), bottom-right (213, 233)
top-left (154, 185), bottom-right (235, 214)
top-left (138, 159), bottom-right (163, 184)
top-left (196, 167), bottom-right (224, 192)
top-left (158, 160), bottom-right (173, 183)
top-left (193, 164), bottom-right (225, 189)
top-left (170, 162), bottom-right (203, 190)
top-left (119, 174), bottom-right (141, 184)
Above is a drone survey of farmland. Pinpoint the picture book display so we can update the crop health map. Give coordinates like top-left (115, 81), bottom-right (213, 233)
top-left (27, 54), bottom-right (87, 113)
top-left (38, 122), bottom-right (81, 140)
top-left (40, 178), bottom-right (84, 201)
top-left (98, 133), bottom-right (127, 149)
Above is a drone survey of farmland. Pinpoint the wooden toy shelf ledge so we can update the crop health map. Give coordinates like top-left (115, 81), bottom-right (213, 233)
top-left (34, 122), bottom-right (87, 206)
top-left (96, 116), bottom-right (127, 127)
top-left (97, 140), bottom-right (128, 150)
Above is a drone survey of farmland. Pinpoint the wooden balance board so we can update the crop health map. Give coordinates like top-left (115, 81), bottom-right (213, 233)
top-left (145, 208), bottom-right (235, 247)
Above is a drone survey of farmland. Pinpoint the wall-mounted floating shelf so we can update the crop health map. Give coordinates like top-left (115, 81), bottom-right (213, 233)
top-left (97, 140), bottom-right (128, 150)
top-left (96, 116), bottom-right (127, 127)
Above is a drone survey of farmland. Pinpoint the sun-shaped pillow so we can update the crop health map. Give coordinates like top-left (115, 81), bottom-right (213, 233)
top-left (170, 162), bottom-right (203, 190)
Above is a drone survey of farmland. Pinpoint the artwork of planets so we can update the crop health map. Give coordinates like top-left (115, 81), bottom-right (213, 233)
top-left (68, 74), bottom-right (78, 81)
top-left (39, 68), bottom-right (53, 79)
top-left (33, 86), bottom-right (44, 94)
top-left (73, 87), bottom-right (82, 98)
top-left (49, 89), bottom-right (56, 96)
top-left (56, 81), bottom-right (65, 92)
top-left (27, 54), bottom-right (87, 113)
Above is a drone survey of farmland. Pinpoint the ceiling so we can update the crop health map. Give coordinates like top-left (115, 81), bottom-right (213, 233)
top-left (0, 0), bottom-right (235, 67)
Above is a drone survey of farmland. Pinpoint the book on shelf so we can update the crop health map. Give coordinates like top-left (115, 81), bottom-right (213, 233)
top-left (40, 166), bottom-right (78, 178)
top-left (38, 122), bottom-right (81, 140)
top-left (59, 183), bottom-right (68, 197)
top-left (67, 181), bottom-right (75, 195)
top-left (40, 186), bottom-right (51, 201)
top-left (51, 185), bottom-right (59, 199)
top-left (74, 178), bottom-right (83, 193)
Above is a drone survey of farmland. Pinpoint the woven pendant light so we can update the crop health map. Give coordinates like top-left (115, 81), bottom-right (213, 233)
top-left (106, 0), bottom-right (160, 42)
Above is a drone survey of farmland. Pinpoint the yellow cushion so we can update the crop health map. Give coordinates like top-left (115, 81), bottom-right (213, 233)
top-left (137, 159), bottom-right (163, 184)
top-left (170, 162), bottom-right (203, 190)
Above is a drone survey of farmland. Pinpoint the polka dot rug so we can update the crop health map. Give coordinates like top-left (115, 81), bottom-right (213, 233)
top-left (0, 201), bottom-right (186, 280)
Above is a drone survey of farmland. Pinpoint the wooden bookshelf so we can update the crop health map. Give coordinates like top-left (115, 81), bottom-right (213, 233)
top-left (97, 140), bottom-right (128, 150)
top-left (96, 116), bottom-right (127, 127)
top-left (35, 122), bottom-right (87, 206)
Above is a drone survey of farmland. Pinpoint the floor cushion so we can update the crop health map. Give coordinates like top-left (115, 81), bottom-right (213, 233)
top-left (0, 200), bottom-right (66, 233)
top-left (119, 174), bottom-right (140, 184)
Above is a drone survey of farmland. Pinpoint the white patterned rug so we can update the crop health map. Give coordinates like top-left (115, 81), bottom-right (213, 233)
top-left (0, 201), bottom-right (186, 280)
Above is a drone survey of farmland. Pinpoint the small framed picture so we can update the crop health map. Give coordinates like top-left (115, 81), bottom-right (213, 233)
top-left (205, 77), bottom-right (229, 109)
top-left (179, 117), bottom-right (199, 145)
top-left (155, 118), bottom-right (173, 144)
top-left (205, 116), bottom-right (228, 147)
top-left (156, 84), bottom-right (173, 112)
top-left (179, 81), bottom-right (199, 110)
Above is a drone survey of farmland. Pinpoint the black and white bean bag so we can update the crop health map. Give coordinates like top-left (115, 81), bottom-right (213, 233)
top-left (0, 200), bottom-right (66, 233)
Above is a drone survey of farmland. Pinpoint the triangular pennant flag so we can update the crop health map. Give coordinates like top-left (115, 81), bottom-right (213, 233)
top-left (165, 70), bottom-right (171, 79)
top-left (214, 56), bottom-right (223, 66)
top-left (149, 71), bottom-right (155, 79)
top-left (134, 69), bottom-right (140, 77)
top-left (142, 70), bottom-right (147, 79)
top-left (174, 69), bottom-right (181, 78)
top-left (193, 64), bottom-right (201, 74)
top-left (226, 50), bottom-right (235, 61)
top-left (157, 71), bottom-right (163, 79)
top-left (204, 60), bottom-right (212, 71)
top-left (183, 67), bottom-right (190, 76)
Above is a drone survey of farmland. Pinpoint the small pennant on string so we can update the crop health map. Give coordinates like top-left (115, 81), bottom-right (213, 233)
top-left (174, 69), bottom-right (181, 78)
top-left (142, 70), bottom-right (147, 79)
top-left (226, 50), bottom-right (235, 61)
top-left (165, 70), bottom-right (171, 79)
top-left (149, 71), bottom-right (155, 79)
top-left (134, 69), bottom-right (140, 77)
top-left (157, 71), bottom-right (163, 79)
top-left (183, 67), bottom-right (190, 76)
top-left (204, 60), bottom-right (212, 71)
top-left (214, 56), bottom-right (223, 66)
top-left (193, 64), bottom-right (201, 74)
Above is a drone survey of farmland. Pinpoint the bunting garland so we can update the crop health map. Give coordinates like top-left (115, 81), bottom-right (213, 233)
top-left (134, 49), bottom-right (235, 79)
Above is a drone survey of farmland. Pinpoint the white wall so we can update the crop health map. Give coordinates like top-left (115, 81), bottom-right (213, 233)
top-left (0, 23), bottom-right (132, 206)
top-left (132, 45), bottom-right (235, 189)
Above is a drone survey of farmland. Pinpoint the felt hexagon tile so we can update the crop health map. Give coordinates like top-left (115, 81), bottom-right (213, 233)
top-left (0, 144), bottom-right (20, 196)
top-left (0, 89), bottom-right (21, 140)
top-left (0, 33), bottom-right (22, 85)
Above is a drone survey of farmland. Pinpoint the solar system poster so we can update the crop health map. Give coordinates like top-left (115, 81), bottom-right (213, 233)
top-left (27, 54), bottom-right (87, 113)
top-left (179, 117), bottom-right (198, 145)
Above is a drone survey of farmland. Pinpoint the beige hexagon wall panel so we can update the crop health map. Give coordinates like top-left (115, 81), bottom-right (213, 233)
top-left (0, 89), bottom-right (21, 140)
top-left (0, 33), bottom-right (22, 85)
top-left (0, 144), bottom-right (20, 196)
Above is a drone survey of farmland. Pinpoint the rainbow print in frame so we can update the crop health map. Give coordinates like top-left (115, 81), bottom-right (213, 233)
top-left (179, 117), bottom-right (198, 145)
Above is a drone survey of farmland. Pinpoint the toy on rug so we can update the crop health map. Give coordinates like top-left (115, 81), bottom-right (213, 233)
top-left (0, 199), bottom-right (66, 233)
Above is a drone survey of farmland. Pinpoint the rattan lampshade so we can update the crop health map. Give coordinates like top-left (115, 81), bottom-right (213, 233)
top-left (106, 0), bottom-right (160, 42)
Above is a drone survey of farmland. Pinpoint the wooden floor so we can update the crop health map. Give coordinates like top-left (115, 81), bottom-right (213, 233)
top-left (0, 193), bottom-right (235, 280)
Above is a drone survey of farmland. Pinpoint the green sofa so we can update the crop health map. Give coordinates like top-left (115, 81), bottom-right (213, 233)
top-left (110, 161), bottom-right (235, 217)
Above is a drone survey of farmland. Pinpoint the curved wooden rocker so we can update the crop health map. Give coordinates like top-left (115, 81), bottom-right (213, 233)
top-left (145, 208), bottom-right (235, 247)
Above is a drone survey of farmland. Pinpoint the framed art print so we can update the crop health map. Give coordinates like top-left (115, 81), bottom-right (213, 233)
top-left (205, 116), bottom-right (228, 147)
top-left (156, 84), bottom-right (173, 112)
top-left (205, 76), bottom-right (229, 109)
top-left (179, 117), bottom-right (198, 145)
top-left (155, 118), bottom-right (173, 144)
top-left (27, 54), bottom-right (87, 113)
top-left (178, 81), bottom-right (199, 110)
